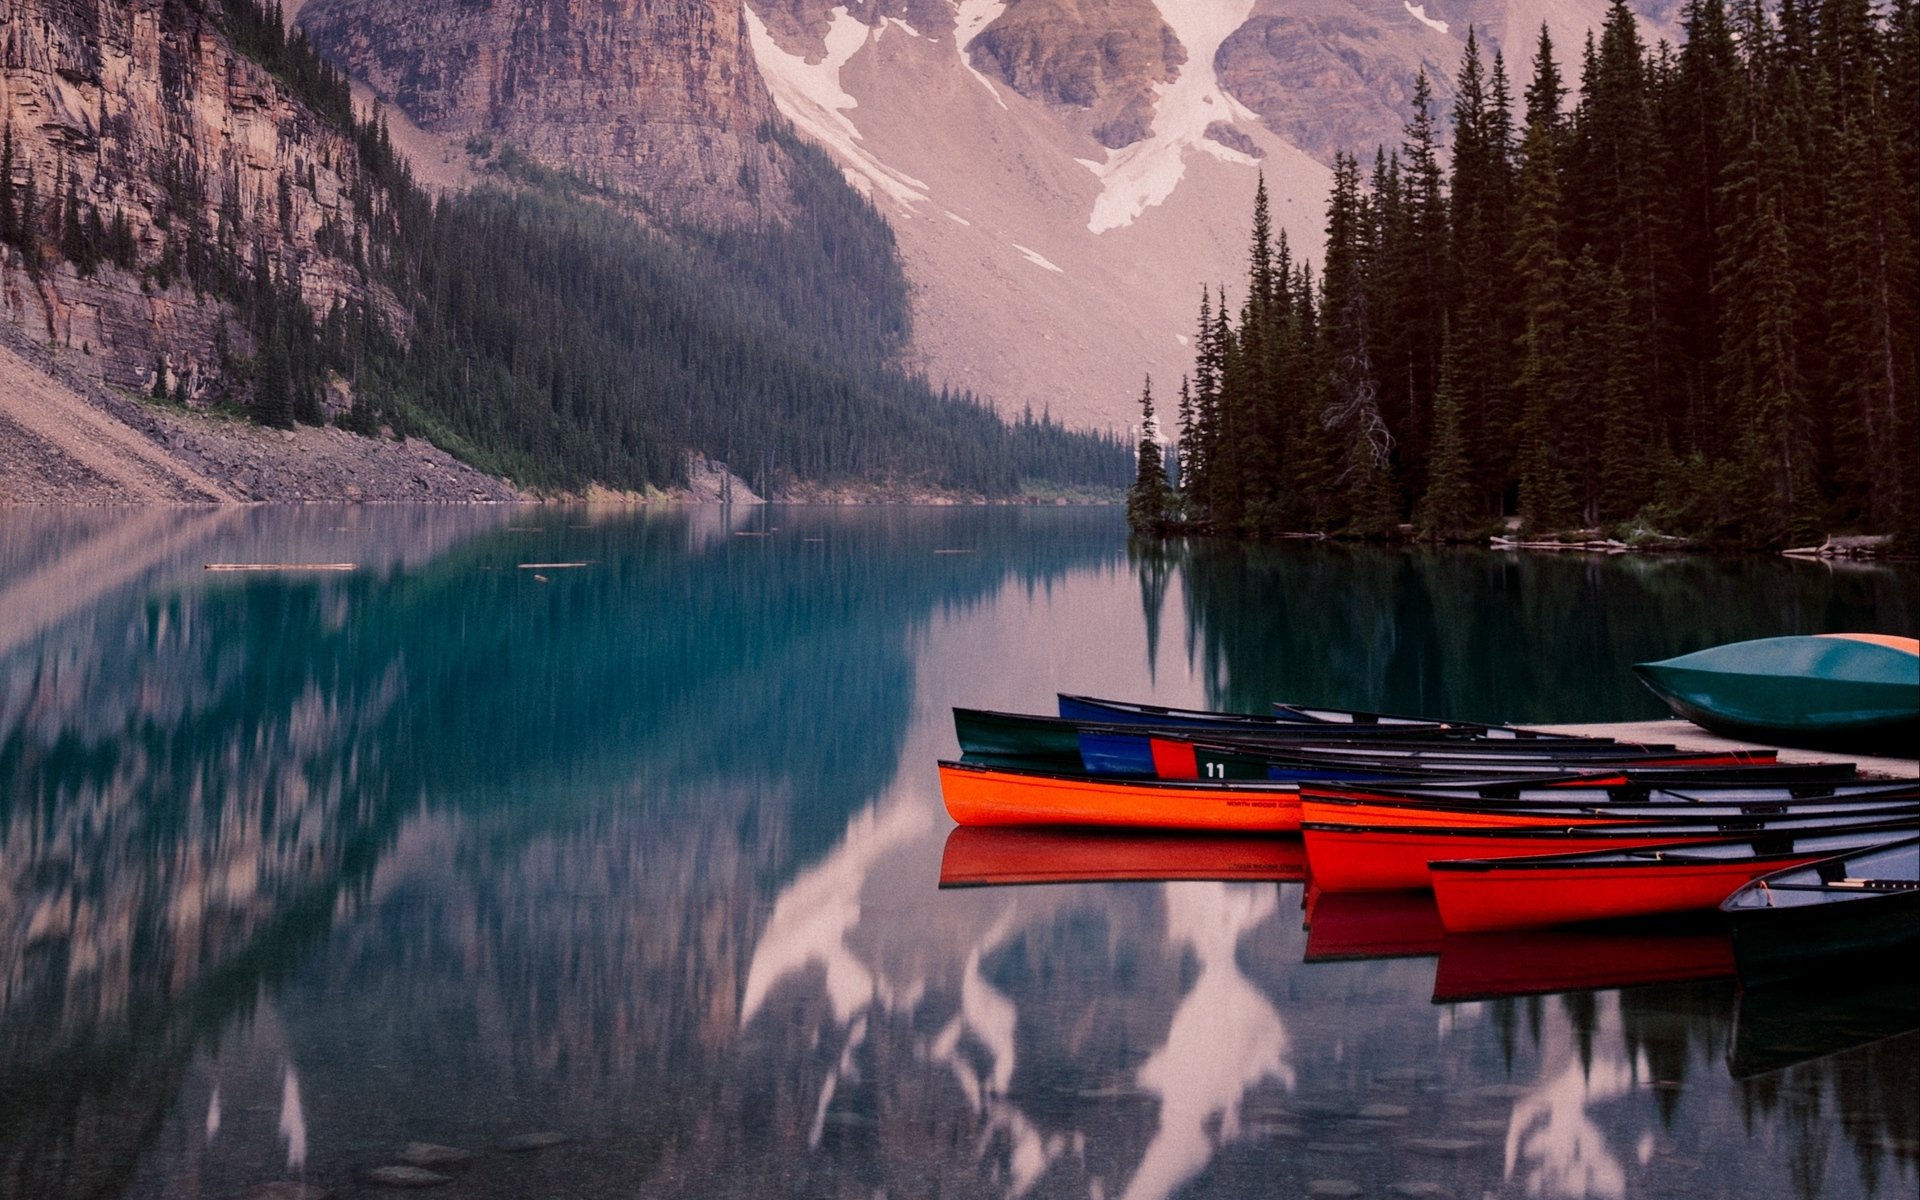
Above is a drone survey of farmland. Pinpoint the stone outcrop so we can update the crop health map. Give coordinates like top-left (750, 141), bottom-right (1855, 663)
top-left (298, 0), bottom-right (795, 225)
top-left (967, 0), bottom-right (1185, 148)
top-left (1, 0), bottom-right (393, 403)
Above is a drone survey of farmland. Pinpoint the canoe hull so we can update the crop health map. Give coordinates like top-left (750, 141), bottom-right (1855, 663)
top-left (1299, 824), bottom-right (1720, 892)
top-left (1721, 837), bottom-right (1920, 986)
top-left (1635, 635), bottom-right (1919, 753)
top-left (1727, 890), bottom-right (1920, 986)
top-left (1431, 856), bottom-right (1813, 933)
top-left (938, 761), bottom-right (1302, 833)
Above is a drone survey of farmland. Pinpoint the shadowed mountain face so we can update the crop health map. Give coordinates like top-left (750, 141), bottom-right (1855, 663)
top-left (299, 0), bottom-right (798, 225)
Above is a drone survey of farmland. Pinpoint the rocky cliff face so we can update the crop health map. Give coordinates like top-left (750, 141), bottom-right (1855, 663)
top-left (0, 0), bottom-right (387, 404)
top-left (298, 0), bottom-right (795, 225)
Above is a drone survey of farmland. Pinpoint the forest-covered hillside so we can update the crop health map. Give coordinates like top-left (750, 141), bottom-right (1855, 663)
top-left (1, 0), bottom-right (1131, 497)
top-left (1138, 0), bottom-right (1916, 547)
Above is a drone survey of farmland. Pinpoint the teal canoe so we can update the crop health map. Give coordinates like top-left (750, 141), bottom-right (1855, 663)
top-left (1633, 634), bottom-right (1919, 754)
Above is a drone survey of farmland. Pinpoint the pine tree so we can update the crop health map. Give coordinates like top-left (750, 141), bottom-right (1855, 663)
top-left (1186, 289), bottom-right (1219, 511)
top-left (1512, 115), bottom-right (1579, 532)
top-left (1395, 69), bottom-right (1449, 492)
top-left (1127, 376), bottom-right (1174, 533)
top-left (253, 325), bottom-right (296, 429)
top-left (1323, 154), bottom-right (1396, 535)
top-left (1174, 375), bottom-right (1196, 498)
top-left (1417, 320), bottom-right (1475, 537)
top-left (1450, 30), bottom-right (1520, 517)
top-left (0, 122), bottom-right (16, 250)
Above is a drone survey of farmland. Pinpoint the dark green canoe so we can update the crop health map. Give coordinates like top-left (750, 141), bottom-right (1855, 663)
top-left (1634, 634), bottom-right (1919, 754)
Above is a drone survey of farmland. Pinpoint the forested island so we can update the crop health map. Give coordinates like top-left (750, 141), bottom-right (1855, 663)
top-left (1129, 0), bottom-right (1916, 550)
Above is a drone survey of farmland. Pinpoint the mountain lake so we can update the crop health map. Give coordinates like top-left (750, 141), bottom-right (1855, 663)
top-left (1, 503), bottom-right (1915, 1200)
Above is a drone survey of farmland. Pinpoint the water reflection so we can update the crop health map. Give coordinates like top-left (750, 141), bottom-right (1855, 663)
top-left (0, 507), bottom-right (1913, 1200)
top-left (1155, 540), bottom-right (1918, 723)
top-left (1505, 995), bottom-right (1642, 1199)
top-left (1126, 884), bottom-right (1290, 1200)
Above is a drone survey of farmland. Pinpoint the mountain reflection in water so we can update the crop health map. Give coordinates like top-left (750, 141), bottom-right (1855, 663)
top-left (0, 506), bottom-right (1913, 1200)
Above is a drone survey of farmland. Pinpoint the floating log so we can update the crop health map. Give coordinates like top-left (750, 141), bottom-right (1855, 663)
top-left (515, 562), bottom-right (592, 569)
top-left (204, 563), bottom-right (356, 571)
top-left (1784, 534), bottom-right (1894, 560)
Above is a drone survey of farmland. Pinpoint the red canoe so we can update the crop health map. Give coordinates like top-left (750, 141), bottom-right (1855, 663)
top-left (1300, 810), bottom-right (1917, 893)
top-left (1428, 823), bottom-right (1920, 933)
top-left (938, 826), bottom-right (1307, 886)
top-left (938, 759), bottom-right (1303, 832)
top-left (1298, 791), bottom-right (1920, 832)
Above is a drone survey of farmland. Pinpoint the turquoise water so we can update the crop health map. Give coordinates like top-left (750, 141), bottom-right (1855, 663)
top-left (0, 505), bottom-right (1914, 1200)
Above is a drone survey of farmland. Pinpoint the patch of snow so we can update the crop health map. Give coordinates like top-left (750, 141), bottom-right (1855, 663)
top-left (946, 210), bottom-right (973, 226)
top-left (1013, 243), bottom-right (1065, 273)
top-left (1174, 333), bottom-right (1189, 346)
top-left (952, 0), bottom-right (1012, 109)
top-left (745, 6), bottom-right (931, 207)
top-left (888, 16), bottom-right (923, 36)
top-left (1083, 0), bottom-right (1264, 233)
top-left (1404, 1), bottom-right (1450, 32)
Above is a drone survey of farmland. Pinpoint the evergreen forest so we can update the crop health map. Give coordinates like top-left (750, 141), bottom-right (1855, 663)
top-left (0, 0), bottom-right (1132, 498)
top-left (1138, 0), bottom-right (1917, 548)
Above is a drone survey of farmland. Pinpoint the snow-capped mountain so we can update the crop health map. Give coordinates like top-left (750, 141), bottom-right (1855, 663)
top-left (300, 0), bottom-right (1674, 432)
top-left (741, 0), bottom-right (1674, 430)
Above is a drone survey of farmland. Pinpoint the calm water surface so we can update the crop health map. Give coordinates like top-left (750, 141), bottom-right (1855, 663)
top-left (1, 505), bottom-right (1915, 1200)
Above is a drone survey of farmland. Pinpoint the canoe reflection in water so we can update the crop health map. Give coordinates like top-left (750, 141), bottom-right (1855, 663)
top-left (1729, 975), bottom-right (1920, 1078)
top-left (937, 827), bottom-right (1307, 887)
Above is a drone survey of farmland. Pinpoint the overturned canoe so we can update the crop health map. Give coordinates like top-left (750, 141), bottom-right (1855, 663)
top-left (1634, 633), bottom-right (1919, 752)
top-left (1719, 834), bottom-right (1920, 986)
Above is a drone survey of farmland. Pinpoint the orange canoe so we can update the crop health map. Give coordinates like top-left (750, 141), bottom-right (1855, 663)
top-left (938, 760), bottom-right (1301, 832)
top-left (938, 826), bottom-right (1307, 886)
